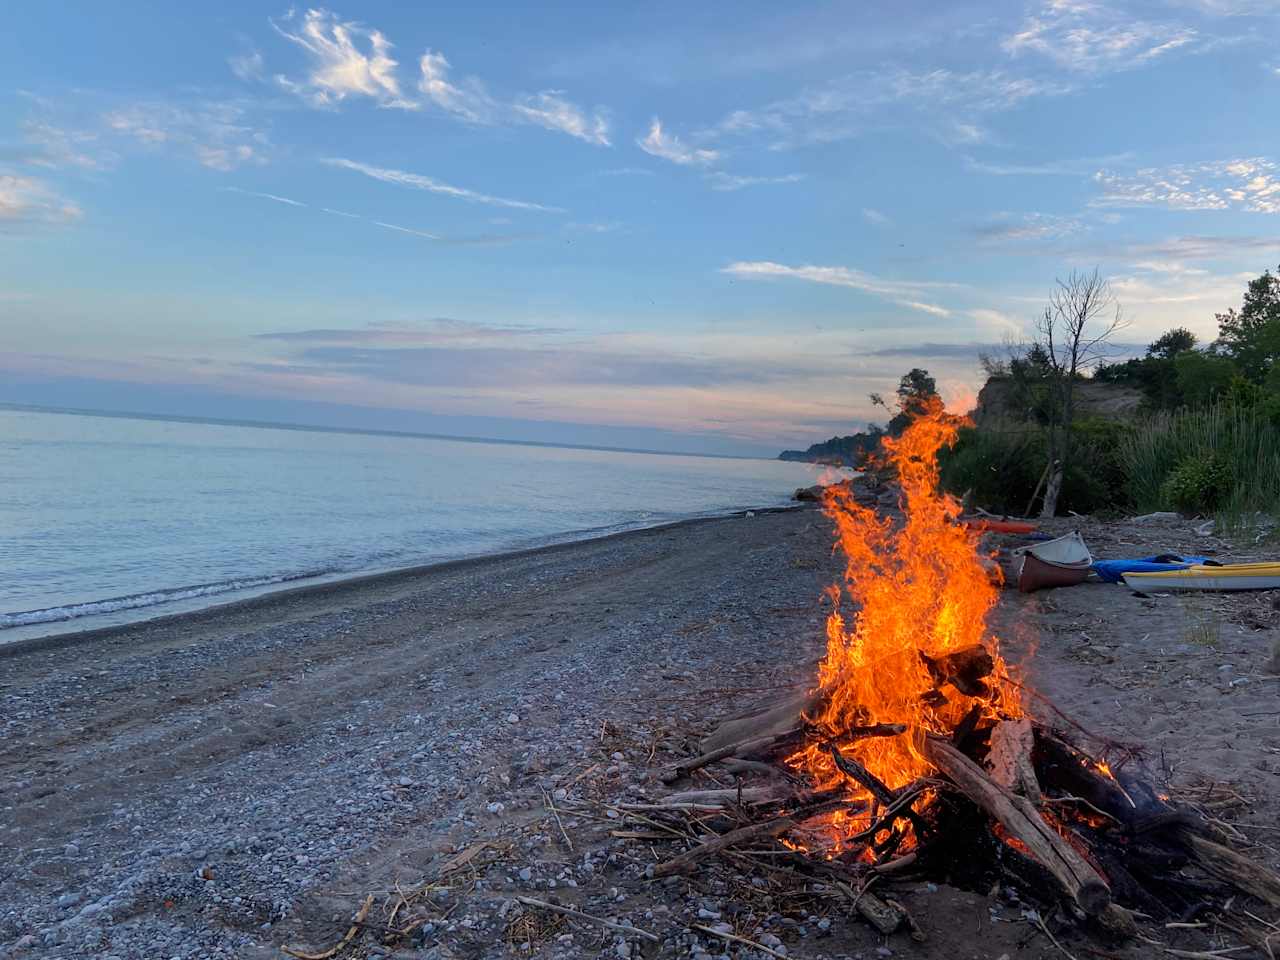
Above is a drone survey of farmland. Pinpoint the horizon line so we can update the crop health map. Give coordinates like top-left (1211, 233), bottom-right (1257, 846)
top-left (0, 401), bottom-right (769, 462)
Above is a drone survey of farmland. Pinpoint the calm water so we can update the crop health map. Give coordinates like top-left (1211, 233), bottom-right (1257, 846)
top-left (0, 408), bottom-right (816, 641)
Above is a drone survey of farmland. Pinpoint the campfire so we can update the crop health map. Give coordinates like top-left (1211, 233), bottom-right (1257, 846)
top-left (646, 399), bottom-right (1280, 951)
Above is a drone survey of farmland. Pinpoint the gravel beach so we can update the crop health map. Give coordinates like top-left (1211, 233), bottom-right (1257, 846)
top-left (2, 506), bottom-right (1277, 960)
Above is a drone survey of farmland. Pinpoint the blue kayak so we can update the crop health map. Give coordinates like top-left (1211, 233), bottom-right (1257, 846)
top-left (1091, 555), bottom-right (1209, 583)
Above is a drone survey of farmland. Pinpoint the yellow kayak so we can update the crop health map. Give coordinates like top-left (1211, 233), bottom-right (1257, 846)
top-left (1122, 562), bottom-right (1280, 591)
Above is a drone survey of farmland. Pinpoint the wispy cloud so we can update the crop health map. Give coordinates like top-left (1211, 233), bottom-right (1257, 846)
top-left (272, 8), bottom-right (415, 109)
top-left (599, 167), bottom-right (654, 177)
top-left (223, 183), bottom-right (535, 244)
top-left (864, 341), bottom-right (1007, 359)
top-left (416, 50), bottom-right (497, 122)
top-left (229, 49), bottom-right (265, 83)
top-left (706, 171), bottom-right (805, 191)
top-left (721, 261), bottom-right (955, 316)
top-left (564, 220), bottom-right (622, 234)
top-left (862, 208), bottom-right (891, 225)
top-left (222, 186), bottom-right (306, 207)
top-left (0, 173), bottom-right (83, 228)
top-left (103, 101), bottom-right (268, 171)
top-left (265, 9), bottom-right (610, 145)
top-left (416, 55), bottom-right (611, 144)
top-left (1092, 158), bottom-right (1280, 213)
top-left (258, 318), bottom-right (570, 344)
top-left (20, 121), bottom-right (109, 171)
top-left (1003, 2), bottom-right (1197, 73)
top-left (637, 119), bottom-right (720, 166)
top-left (512, 91), bottom-right (610, 146)
top-left (1107, 234), bottom-right (1280, 263)
top-left (322, 157), bottom-right (565, 212)
top-left (260, 341), bottom-right (813, 390)
top-left (705, 69), bottom-right (1072, 152)
top-left (974, 211), bottom-right (1088, 244)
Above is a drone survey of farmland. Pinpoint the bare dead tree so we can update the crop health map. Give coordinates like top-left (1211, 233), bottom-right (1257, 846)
top-left (1034, 269), bottom-right (1127, 517)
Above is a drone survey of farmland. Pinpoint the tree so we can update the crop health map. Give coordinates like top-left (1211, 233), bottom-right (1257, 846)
top-left (888, 368), bottom-right (938, 434)
top-left (1215, 265), bottom-right (1280, 383)
top-left (869, 368), bottom-right (939, 435)
top-left (1147, 327), bottom-right (1197, 360)
top-left (1173, 351), bottom-right (1236, 408)
top-left (1032, 269), bottom-right (1127, 517)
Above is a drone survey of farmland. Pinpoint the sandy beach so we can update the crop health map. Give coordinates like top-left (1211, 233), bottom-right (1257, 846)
top-left (2, 506), bottom-right (1277, 959)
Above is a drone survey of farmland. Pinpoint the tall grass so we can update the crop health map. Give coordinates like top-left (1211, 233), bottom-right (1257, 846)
top-left (1120, 403), bottom-right (1280, 532)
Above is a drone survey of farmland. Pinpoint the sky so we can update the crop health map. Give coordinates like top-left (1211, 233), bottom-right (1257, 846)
top-left (1, 1), bottom-right (1278, 457)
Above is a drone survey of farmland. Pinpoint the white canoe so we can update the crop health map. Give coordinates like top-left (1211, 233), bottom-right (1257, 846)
top-left (1012, 531), bottom-right (1092, 568)
top-left (1122, 563), bottom-right (1280, 591)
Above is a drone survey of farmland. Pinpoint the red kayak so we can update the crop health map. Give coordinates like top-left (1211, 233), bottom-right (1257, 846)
top-left (962, 518), bottom-right (1038, 535)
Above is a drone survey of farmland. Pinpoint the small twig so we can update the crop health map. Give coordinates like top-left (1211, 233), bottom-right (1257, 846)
top-left (692, 923), bottom-right (790, 959)
top-left (542, 789), bottom-right (574, 852)
top-left (1033, 911), bottom-right (1080, 960)
top-left (1138, 934), bottom-right (1254, 959)
top-left (515, 896), bottom-right (659, 943)
top-left (282, 894), bottom-right (373, 960)
top-left (1042, 794), bottom-right (1123, 827)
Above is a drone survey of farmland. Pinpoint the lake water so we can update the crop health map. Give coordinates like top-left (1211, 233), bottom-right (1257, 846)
top-left (0, 407), bottom-right (817, 642)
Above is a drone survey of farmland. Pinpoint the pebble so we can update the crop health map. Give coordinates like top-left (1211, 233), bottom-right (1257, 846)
top-left (518, 867), bottom-right (532, 881)
top-left (64, 843), bottom-right (80, 858)
top-left (57, 892), bottom-right (82, 909)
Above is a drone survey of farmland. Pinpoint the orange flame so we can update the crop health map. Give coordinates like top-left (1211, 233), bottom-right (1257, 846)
top-left (791, 397), bottom-right (1021, 843)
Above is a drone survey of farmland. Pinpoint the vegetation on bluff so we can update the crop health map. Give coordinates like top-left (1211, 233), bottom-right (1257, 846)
top-left (783, 264), bottom-right (1280, 528)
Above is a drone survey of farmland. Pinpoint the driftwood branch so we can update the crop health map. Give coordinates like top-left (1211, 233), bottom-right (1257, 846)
top-left (659, 733), bottom-right (788, 784)
top-left (834, 879), bottom-right (904, 935)
top-left (1179, 829), bottom-right (1280, 908)
top-left (662, 786), bottom-right (789, 807)
top-left (700, 690), bottom-right (822, 753)
top-left (515, 896), bottom-right (660, 943)
top-left (652, 818), bottom-right (794, 878)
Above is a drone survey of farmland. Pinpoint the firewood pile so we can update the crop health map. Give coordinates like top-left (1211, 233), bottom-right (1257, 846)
top-left (624, 681), bottom-right (1280, 957)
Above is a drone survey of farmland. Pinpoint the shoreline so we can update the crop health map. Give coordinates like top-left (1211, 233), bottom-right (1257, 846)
top-left (0, 503), bottom-right (806, 659)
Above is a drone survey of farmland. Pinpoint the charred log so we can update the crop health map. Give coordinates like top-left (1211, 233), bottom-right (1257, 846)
top-left (920, 644), bottom-right (994, 698)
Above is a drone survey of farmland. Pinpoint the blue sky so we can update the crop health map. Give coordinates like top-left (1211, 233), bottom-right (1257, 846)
top-left (1, 1), bottom-right (1277, 456)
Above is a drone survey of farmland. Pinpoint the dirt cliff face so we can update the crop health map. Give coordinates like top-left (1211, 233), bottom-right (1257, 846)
top-left (972, 376), bottom-right (1145, 428)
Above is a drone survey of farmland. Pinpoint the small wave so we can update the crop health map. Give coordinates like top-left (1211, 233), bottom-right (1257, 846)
top-left (0, 570), bottom-right (335, 630)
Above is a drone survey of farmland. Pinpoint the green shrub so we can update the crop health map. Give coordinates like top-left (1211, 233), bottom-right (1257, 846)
top-left (1158, 454), bottom-right (1232, 514)
top-left (939, 418), bottom-right (1132, 516)
top-left (939, 427), bottom-right (1042, 515)
top-left (1121, 403), bottom-right (1280, 529)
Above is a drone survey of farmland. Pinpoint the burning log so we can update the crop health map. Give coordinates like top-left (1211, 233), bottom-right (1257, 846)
top-left (986, 718), bottom-right (1042, 803)
top-left (922, 736), bottom-right (1135, 938)
top-left (920, 643), bottom-right (995, 698)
